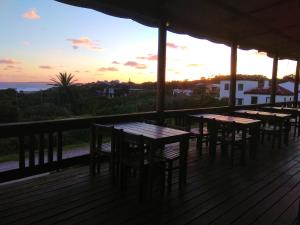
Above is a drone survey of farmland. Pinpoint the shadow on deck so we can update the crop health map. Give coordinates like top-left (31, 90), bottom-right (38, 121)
top-left (1, 138), bottom-right (300, 225)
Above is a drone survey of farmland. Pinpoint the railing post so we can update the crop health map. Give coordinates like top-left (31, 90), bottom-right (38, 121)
top-left (229, 42), bottom-right (237, 107)
top-left (294, 60), bottom-right (300, 107)
top-left (271, 54), bottom-right (278, 105)
top-left (156, 19), bottom-right (167, 122)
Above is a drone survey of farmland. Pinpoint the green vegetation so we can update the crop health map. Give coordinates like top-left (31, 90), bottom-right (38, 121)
top-left (0, 75), bottom-right (228, 161)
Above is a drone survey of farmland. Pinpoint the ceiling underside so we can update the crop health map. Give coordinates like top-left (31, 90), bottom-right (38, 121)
top-left (55, 0), bottom-right (300, 60)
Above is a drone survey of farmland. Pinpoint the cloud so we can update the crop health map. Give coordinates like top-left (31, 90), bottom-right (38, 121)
top-left (112, 61), bottom-right (120, 64)
top-left (167, 42), bottom-right (188, 50)
top-left (3, 65), bottom-right (22, 71)
top-left (187, 63), bottom-right (201, 67)
top-left (21, 41), bottom-right (30, 46)
top-left (167, 42), bottom-right (179, 49)
top-left (22, 9), bottom-right (40, 20)
top-left (0, 58), bottom-right (20, 65)
top-left (136, 54), bottom-right (157, 61)
top-left (98, 67), bottom-right (119, 72)
top-left (124, 61), bottom-right (147, 69)
top-left (67, 37), bottom-right (102, 51)
top-left (39, 65), bottom-right (53, 69)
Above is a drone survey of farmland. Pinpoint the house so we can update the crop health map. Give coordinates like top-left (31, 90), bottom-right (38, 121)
top-left (172, 88), bottom-right (193, 96)
top-left (278, 81), bottom-right (300, 99)
top-left (244, 85), bottom-right (293, 105)
top-left (219, 79), bottom-right (259, 104)
top-left (195, 83), bottom-right (220, 97)
top-left (219, 79), bottom-right (294, 105)
top-left (95, 81), bottom-right (130, 98)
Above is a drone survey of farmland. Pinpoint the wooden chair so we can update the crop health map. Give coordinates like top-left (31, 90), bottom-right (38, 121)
top-left (221, 122), bottom-right (251, 166)
top-left (260, 116), bottom-right (283, 148)
top-left (289, 114), bottom-right (299, 137)
top-left (144, 119), bottom-right (187, 193)
top-left (154, 143), bottom-right (180, 193)
top-left (119, 132), bottom-right (164, 201)
top-left (188, 116), bottom-right (210, 155)
top-left (90, 124), bottom-right (121, 183)
top-left (168, 115), bottom-right (210, 155)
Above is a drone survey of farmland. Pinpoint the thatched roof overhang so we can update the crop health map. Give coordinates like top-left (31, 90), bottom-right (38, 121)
top-left (55, 0), bottom-right (300, 60)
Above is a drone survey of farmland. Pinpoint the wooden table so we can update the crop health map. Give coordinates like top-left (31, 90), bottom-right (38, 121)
top-left (114, 122), bottom-right (190, 191)
top-left (235, 110), bottom-right (291, 147)
top-left (190, 114), bottom-right (261, 164)
top-left (235, 109), bottom-right (291, 119)
top-left (263, 106), bottom-right (300, 136)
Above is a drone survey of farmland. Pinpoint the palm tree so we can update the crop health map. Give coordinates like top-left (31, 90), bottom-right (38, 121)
top-left (50, 72), bottom-right (77, 88)
top-left (50, 72), bottom-right (78, 106)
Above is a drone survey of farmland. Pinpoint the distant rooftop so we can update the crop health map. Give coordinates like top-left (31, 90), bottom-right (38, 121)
top-left (244, 86), bottom-right (293, 96)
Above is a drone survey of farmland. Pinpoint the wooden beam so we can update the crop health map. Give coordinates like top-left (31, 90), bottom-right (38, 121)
top-left (294, 60), bottom-right (300, 107)
top-left (229, 43), bottom-right (237, 107)
top-left (156, 20), bottom-right (167, 113)
top-left (270, 55), bottom-right (278, 105)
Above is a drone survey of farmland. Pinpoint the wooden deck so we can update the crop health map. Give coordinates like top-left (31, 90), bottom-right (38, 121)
top-left (1, 138), bottom-right (300, 225)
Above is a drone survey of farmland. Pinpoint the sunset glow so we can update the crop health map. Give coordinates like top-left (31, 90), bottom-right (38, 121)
top-left (0, 0), bottom-right (297, 83)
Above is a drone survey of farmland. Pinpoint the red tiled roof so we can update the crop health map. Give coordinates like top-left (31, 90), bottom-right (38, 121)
top-left (244, 86), bottom-right (293, 96)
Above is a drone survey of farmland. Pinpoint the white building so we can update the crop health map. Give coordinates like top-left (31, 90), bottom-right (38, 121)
top-left (278, 81), bottom-right (300, 99)
top-left (219, 79), bottom-right (259, 105)
top-left (244, 85), bottom-right (293, 105)
top-left (172, 89), bottom-right (193, 96)
top-left (219, 79), bottom-right (294, 105)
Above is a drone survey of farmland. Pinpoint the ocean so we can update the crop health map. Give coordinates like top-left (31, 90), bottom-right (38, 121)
top-left (0, 82), bottom-right (52, 92)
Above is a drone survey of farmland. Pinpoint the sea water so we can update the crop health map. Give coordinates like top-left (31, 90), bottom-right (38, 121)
top-left (0, 82), bottom-right (51, 92)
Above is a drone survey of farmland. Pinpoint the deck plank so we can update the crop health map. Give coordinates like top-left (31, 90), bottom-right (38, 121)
top-left (1, 139), bottom-right (300, 225)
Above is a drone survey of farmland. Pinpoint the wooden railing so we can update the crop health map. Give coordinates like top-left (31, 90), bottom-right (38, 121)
top-left (0, 102), bottom-right (289, 182)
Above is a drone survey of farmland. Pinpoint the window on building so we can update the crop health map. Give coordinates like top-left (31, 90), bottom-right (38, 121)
top-left (266, 97), bottom-right (270, 103)
top-left (238, 83), bottom-right (244, 91)
top-left (251, 96), bottom-right (258, 104)
top-left (224, 83), bottom-right (229, 90)
top-left (284, 97), bottom-right (286, 102)
top-left (236, 98), bottom-right (243, 105)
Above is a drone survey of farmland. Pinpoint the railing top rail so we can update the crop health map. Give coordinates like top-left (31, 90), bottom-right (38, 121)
top-left (0, 102), bottom-right (287, 138)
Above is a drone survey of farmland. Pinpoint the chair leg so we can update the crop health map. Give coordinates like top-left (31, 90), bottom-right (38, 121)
top-left (139, 168), bottom-right (145, 202)
top-left (167, 161), bottom-right (173, 193)
top-left (261, 130), bottom-right (265, 144)
top-left (160, 165), bottom-right (166, 196)
top-left (111, 156), bottom-right (116, 184)
top-left (271, 135), bottom-right (275, 148)
top-left (196, 136), bottom-right (202, 155)
top-left (97, 155), bottom-right (101, 174)
top-left (119, 163), bottom-right (126, 190)
top-left (231, 146), bottom-right (235, 167)
top-left (90, 155), bottom-right (96, 175)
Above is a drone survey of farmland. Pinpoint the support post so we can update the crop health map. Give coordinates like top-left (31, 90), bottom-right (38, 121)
top-left (229, 43), bottom-right (237, 107)
top-left (294, 60), bottom-right (300, 107)
top-left (156, 20), bottom-right (167, 114)
top-left (271, 55), bottom-right (278, 105)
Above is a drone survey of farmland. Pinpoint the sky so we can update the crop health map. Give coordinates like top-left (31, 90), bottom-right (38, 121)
top-left (0, 0), bottom-right (298, 83)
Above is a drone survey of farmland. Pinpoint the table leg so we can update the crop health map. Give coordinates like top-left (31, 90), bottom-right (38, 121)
top-left (240, 128), bottom-right (246, 165)
top-left (278, 123), bottom-right (282, 149)
top-left (298, 115), bottom-right (300, 137)
top-left (250, 125), bottom-right (259, 159)
top-left (208, 122), bottom-right (218, 160)
top-left (179, 137), bottom-right (189, 191)
top-left (284, 119), bottom-right (290, 145)
top-left (148, 142), bottom-right (157, 199)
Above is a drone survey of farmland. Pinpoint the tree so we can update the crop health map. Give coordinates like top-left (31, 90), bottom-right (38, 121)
top-left (50, 72), bottom-right (78, 106)
top-left (50, 72), bottom-right (77, 88)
